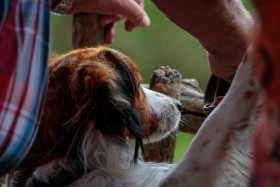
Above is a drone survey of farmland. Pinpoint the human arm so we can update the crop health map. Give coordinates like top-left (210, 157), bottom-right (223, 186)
top-left (151, 0), bottom-right (253, 82)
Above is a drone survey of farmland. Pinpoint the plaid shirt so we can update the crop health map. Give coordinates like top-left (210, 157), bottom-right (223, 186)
top-left (0, 0), bottom-right (50, 175)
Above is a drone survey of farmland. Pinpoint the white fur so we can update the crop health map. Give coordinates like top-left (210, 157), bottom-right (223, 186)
top-left (159, 60), bottom-right (260, 186)
top-left (142, 88), bottom-right (181, 143)
top-left (70, 128), bottom-right (175, 187)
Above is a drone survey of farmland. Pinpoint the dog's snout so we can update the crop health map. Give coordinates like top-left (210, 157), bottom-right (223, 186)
top-left (172, 99), bottom-right (182, 111)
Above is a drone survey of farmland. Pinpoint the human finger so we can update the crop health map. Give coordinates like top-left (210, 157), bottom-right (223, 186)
top-left (124, 20), bottom-right (136, 32)
top-left (114, 0), bottom-right (150, 27)
top-left (104, 22), bottom-right (117, 44)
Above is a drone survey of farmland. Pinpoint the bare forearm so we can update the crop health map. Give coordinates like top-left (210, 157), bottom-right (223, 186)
top-left (152, 0), bottom-right (253, 81)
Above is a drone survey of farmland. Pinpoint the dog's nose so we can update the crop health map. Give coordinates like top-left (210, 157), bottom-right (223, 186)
top-left (172, 98), bottom-right (182, 111)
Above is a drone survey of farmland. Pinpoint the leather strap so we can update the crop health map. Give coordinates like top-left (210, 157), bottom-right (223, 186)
top-left (203, 75), bottom-right (231, 115)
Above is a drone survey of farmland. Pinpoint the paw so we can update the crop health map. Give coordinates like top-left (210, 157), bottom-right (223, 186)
top-left (150, 66), bottom-right (182, 99)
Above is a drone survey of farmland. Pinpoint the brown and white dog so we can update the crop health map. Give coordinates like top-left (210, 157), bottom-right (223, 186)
top-left (4, 47), bottom-right (260, 187)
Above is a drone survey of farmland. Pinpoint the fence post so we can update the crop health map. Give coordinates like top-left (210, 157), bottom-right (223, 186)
top-left (144, 66), bottom-right (182, 163)
top-left (72, 13), bottom-right (103, 48)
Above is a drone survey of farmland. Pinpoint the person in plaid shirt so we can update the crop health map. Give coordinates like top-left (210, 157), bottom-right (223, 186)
top-left (0, 0), bottom-right (150, 176)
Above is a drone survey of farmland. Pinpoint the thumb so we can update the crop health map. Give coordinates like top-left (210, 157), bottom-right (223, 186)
top-left (116, 0), bottom-right (150, 27)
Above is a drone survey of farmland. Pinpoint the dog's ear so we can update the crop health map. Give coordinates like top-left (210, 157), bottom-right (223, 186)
top-left (96, 50), bottom-right (145, 163)
top-left (45, 49), bottom-right (144, 161)
top-left (79, 49), bottom-right (145, 162)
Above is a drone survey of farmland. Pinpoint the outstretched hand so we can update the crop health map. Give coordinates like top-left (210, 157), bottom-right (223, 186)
top-left (69, 0), bottom-right (150, 44)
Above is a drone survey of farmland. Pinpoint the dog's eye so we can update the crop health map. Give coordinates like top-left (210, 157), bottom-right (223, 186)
top-left (137, 81), bottom-right (141, 88)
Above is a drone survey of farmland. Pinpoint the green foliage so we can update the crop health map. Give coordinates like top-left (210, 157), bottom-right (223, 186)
top-left (174, 132), bottom-right (195, 163)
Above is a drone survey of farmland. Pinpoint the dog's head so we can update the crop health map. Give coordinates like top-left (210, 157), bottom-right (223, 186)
top-left (44, 46), bottom-right (180, 151)
top-left (9, 47), bottom-right (181, 185)
top-left (44, 47), bottom-right (146, 158)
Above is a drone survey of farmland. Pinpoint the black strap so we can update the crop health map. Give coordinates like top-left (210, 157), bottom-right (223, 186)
top-left (204, 75), bottom-right (219, 107)
top-left (204, 75), bottom-right (231, 115)
top-left (26, 161), bottom-right (86, 187)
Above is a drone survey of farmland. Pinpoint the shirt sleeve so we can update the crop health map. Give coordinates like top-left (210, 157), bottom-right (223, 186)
top-left (0, 0), bottom-right (50, 176)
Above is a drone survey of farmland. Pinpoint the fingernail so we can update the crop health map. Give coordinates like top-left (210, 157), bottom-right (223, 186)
top-left (140, 16), bottom-right (150, 27)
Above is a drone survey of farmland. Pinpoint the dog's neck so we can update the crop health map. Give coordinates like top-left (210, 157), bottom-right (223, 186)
top-left (25, 126), bottom-right (136, 186)
top-left (78, 125), bottom-right (136, 170)
top-left (26, 160), bottom-right (85, 186)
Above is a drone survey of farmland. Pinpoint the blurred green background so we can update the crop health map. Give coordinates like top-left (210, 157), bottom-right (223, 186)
top-left (50, 0), bottom-right (253, 163)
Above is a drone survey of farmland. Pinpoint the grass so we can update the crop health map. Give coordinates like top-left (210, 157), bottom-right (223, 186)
top-left (174, 132), bottom-right (195, 163)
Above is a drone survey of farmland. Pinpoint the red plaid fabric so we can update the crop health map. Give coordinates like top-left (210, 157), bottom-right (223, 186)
top-left (0, 0), bottom-right (50, 175)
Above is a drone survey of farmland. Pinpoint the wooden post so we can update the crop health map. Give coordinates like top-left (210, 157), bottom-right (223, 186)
top-left (72, 13), bottom-right (104, 48)
top-left (144, 66), bottom-right (182, 163)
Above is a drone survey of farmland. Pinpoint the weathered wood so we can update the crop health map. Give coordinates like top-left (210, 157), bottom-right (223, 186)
top-left (144, 66), bottom-right (182, 163)
top-left (72, 13), bottom-right (104, 48)
top-left (180, 79), bottom-right (206, 134)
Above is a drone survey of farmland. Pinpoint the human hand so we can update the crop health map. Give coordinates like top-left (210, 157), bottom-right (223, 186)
top-left (69, 0), bottom-right (150, 44)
